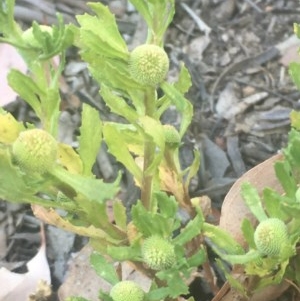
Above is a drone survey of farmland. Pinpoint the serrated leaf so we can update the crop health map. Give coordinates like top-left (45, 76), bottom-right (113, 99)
top-left (203, 222), bottom-right (245, 255)
top-left (155, 192), bottom-right (178, 219)
top-left (274, 161), bottom-right (297, 198)
top-left (160, 81), bottom-right (193, 137)
top-left (78, 103), bottom-right (102, 176)
top-left (82, 2), bottom-right (128, 57)
top-left (147, 287), bottom-right (171, 301)
top-left (131, 201), bottom-right (174, 237)
top-left (7, 69), bottom-right (43, 116)
top-left (100, 85), bottom-right (139, 123)
top-left (172, 211), bottom-right (203, 246)
top-left (263, 188), bottom-right (290, 220)
top-left (241, 182), bottom-right (268, 222)
top-left (156, 268), bottom-right (189, 297)
top-left (90, 252), bottom-right (119, 285)
top-left (107, 244), bottom-right (141, 261)
top-left (113, 200), bottom-right (127, 230)
top-left (103, 123), bottom-right (143, 183)
top-left (50, 166), bottom-right (119, 204)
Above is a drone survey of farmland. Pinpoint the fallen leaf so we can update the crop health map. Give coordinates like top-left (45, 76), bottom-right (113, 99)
top-left (219, 153), bottom-right (284, 248)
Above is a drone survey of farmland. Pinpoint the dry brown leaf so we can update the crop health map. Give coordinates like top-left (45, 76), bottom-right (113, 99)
top-left (0, 226), bottom-right (51, 301)
top-left (0, 44), bottom-right (27, 107)
top-left (219, 153), bottom-right (284, 248)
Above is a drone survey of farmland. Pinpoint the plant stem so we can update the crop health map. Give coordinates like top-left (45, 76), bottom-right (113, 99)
top-left (141, 87), bottom-right (156, 210)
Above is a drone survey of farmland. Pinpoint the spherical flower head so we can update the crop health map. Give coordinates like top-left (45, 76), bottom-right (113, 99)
top-left (110, 281), bottom-right (144, 301)
top-left (163, 125), bottom-right (181, 148)
top-left (12, 129), bottom-right (57, 174)
top-left (142, 235), bottom-right (176, 270)
top-left (129, 44), bottom-right (169, 86)
top-left (22, 25), bottom-right (52, 48)
top-left (254, 218), bottom-right (288, 256)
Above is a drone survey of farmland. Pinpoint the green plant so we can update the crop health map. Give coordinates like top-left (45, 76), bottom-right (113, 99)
top-left (2, 0), bottom-right (300, 300)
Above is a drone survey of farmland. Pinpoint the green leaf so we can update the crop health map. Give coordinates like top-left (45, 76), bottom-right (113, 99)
top-left (100, 85), bottom-right (139, 123)
top-left (147, 287), bottom-right (171, 301)
top-left (107, 244), bottom-right (141, 261)
top-left (172, 210), bottom-right (203, 246)
top-left (103, 123), bottom-right (142, 183)
top-left (184, 149), bottom-right (200, 190)
top-left (241, 182), bottom-right (268, 222)
top-left (7, 70), bottom-right (43, 116)
top-left (78, 103), bottom-right (102, 176)
top-left (289, 62), bottom-right (300, 90)
top-left (90, 252), bottom-right (119, 285)
top-left (155, 192), bottom-right (178, 219)
top-left (156, 268), bottom-right (189, 298)
top-left (113, 200), bottom-right (127, 230)
top-left (186, 247), bottom-right (206, 267)
top-left (160, 81), bottom-right (193, 137)
top-left (78, 2), bottom-right (128, 58)
top-left (50, 166), bottom-right (119, 204)
top-left (241, 218), bottom-right (255, 249)
top-left (263, 188), bottom-right (290, 220)
top-left (129, 0), bottom-right (152, 29)
top-left (138, 116), bottom-right (165, 175)
top-left (274, 161), bottom-right (297, 198)
top-left (203, 222), bottom-right (245, 255)
top-left (131, 201), bottom-right (174, 237)
top-left (290, 110), bottom-right (300, 130)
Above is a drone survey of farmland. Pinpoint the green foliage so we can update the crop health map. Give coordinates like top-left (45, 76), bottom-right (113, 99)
top-left (4, 0), bottom-right (300, 300)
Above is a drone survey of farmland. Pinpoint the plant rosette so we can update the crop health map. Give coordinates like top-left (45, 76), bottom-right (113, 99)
top-left (129, 44), bottom-right (169, 87)
top-left (110, 281), bottom-right (145, 301)
top-left (12, 128), bottom-right (58, 174)
top-left (142, 235), bottom-right (176, 270)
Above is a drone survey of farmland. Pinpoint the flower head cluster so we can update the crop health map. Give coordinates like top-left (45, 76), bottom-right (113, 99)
top-left (163, 124), bottom-right (181, 148)
top-left (129, 44), bottom-right (169, 87)
top-left (12, 129), bottom-right (57, 174)
top-left (254, 218), bottom-right (288, 256)
top-left (110, 281), bottom-right (144, 301)
top-left (142, 235), bottom-right (176, 270)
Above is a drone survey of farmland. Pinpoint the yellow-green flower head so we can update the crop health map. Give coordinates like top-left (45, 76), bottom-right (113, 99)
top-left (254, 218), bottom-right (288, 256)
top-left (12, 129), bottom-right (57, 174)
top-left (110, 281), bottom-right (144, 301)
top-left (129, 44), bottom-right (169, 86)
top-left (142, 235), bottom-right (176, 270)
top-left (163, 125), bottom-right (181, 148)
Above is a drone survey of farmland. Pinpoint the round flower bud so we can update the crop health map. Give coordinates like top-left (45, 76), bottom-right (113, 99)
top-left (129, 44), bottom-right (169, 86)
top-left (110, 281), bottom-right (144, 301)
top-left (22, 25), bottom-right (53, 48)
top-left (254, 218), bottom-right (288, 257)
top-left (142, 235), bottom-right (176, 270)
top-left (12, 129), bottom-right (57, 174)
top-left (163, 125), bottom-right (180, 148)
